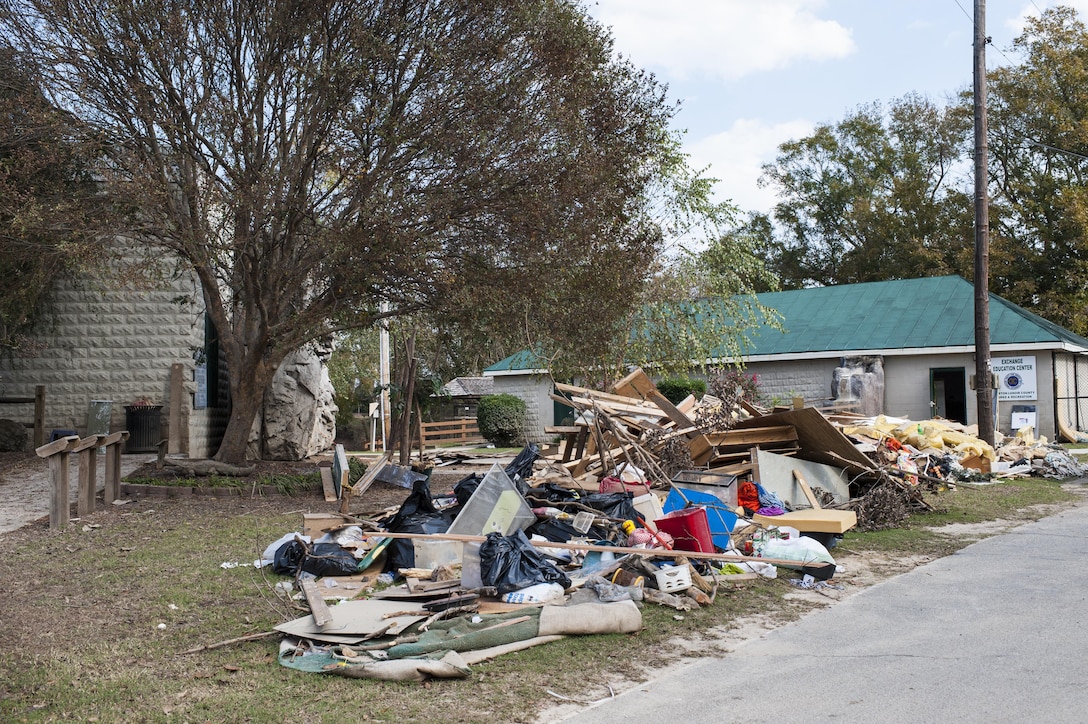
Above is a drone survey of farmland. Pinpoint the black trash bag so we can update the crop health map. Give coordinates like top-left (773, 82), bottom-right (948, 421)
top-left (504, 443), bottom-right (541, 493)
top-left (272, 540), bottom-right (360, 577)
top-left (453, 472), bottom-right (484, 511)
top-left (479, 529), bottom-right (572, 595)
top-left (380, 479), bottom-right (453, 573)
top-left (525, 482), bottom-right (583, 505)
top-left (302, 542), bottom-right (361, 577)
top-left (525, 517), bottom-right (581, 543)
top-left (583, 491), bottom-right (640, 522)
top-left (272, 539), bottom-right (305, 575)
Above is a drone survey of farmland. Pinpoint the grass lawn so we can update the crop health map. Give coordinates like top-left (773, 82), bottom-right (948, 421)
top-left (0, 473), bottom-right (1081, 723)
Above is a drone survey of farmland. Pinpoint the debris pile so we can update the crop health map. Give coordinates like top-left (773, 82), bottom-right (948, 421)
top-left (239, 368), bottom-right (1084, 682)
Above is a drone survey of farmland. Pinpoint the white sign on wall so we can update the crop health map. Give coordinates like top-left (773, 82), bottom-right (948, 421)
top-left (993, 355), bottom-right (1037, 401)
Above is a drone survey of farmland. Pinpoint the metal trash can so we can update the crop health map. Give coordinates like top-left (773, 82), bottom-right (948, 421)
top-left (87, 399), bottom-right (112, 436)
top-left (124, 405), bottom-right (163, 453)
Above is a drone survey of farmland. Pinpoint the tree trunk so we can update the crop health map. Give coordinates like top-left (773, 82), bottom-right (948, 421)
top-left (214, 358), bottom-right (275, 464)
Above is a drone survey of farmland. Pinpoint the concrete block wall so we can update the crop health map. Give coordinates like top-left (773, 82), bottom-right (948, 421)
top-left (490, 374), bottom-right (554, 443)
top-left (0, 258), bottom-right (213, 450)
top-left (744, 359), bottom-right (840, 407)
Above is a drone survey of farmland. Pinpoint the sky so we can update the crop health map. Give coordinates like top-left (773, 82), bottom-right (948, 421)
top-left (587, 0), bottom-right (1088, 217)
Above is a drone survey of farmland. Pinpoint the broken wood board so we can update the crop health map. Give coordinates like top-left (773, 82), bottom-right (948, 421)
top-left (314, 572), bottom-right (370, 601)
top-left (752, 508), bottom-right (857, 534)
top-left (706, 425), bottom-right (799, 449)
top-left (319, 466), bottom-right (337, 502)
top-left (274, 599), bottom-right (427, 642)
top-left (300, 580), bottom-right (333, 628)
top-left (302, 512), bottom-right (354, 538)
top-left (339, 451), bottom-right (392, 514)
top-left (753, 449), bottom-right (851, 506)
top-left (732, 406), bottom-right (875, 475)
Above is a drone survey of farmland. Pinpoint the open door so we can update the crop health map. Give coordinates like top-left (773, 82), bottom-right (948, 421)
top-left (930, 367), bottom-right (967, 424)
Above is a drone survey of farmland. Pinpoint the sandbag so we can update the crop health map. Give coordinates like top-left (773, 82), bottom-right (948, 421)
top-left (538, 600), bottom-right (642, 636)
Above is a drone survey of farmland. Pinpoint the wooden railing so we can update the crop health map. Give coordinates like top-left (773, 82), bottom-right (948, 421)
top-left (36, 430), bottom-right (129, 529)
top-left (0, 384), bottom-right (45, 448)
top-left (420, 419), bottom-right (485, 447)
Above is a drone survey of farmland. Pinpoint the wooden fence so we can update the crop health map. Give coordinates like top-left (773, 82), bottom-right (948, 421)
top-left (419, 419), bottom-right (485, 447)
top-left (0, 384), bottom-right (45, 448)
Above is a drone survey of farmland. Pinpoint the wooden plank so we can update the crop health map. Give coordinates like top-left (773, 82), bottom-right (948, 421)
top-left (77, 446), bottom-right (97, 518)
top-left (339, 451), bottom-right (392, 514)
top-left (72, 434), bottom-right (105, 454)
top-left (688, 434), bottom-right (714, 466)
top-left (300, 579), bottom-right (333, 628)
top-left (732, 407), bottom-right (876, 472)
top-left (705, 426), bottom-right (798, 448)
top-left (611, 367), bottom-right (658, 399)
top-left (554, 382), bottom-right (660, 408)
top-left (49, 452), bottom-right (70, 529)
top-left (793, 470), bottom-right (823, 510)
top-left (36, 435), bottom-right (79, 458)
top-left (708, 462), bottom-right (754, 478)
top-left (33, 385), bottom-right (45, 449)
top-left (376, 530), bottom-right (833, 570)
top-left (319, 466), bottom-right (337, 502)
top-left (104, 434), bottom-right (127, 504)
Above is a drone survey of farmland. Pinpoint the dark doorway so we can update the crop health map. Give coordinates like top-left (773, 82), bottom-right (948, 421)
top-left (930, 368), bottom-right (967, 424)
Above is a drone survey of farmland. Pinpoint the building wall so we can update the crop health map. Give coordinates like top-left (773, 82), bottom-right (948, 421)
top-left (743, 359), bottom-right (841, 407)
top-left (487, 349), bottom-right (1070, 442)
top-left (0, 256), bottom-right (228, 453)
top-left (490, 374), bottom-right (553, 443)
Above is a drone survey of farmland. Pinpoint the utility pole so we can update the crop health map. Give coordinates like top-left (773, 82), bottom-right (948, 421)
top-left (974, 0), bottom-right (995, 444)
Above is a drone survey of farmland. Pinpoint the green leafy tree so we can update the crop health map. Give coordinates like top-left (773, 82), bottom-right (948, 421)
top-left (987, 6), bottom-right (1088, 334)
top-left (0, 47), bottom-right (114, 354)
top-left (759, 94), bottom-right (974, 288)
top-left (2, 0), bottom-right (678, 463)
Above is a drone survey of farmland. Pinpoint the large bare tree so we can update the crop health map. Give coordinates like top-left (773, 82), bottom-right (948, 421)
top-left (2, 0), bottom-right (676, 462)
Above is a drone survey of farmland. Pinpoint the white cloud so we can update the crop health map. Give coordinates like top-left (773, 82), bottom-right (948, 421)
top-left (686, 118), bottom-right (815, 214)
top-left (1006, 0), bottom-right (1088, 33)
top-left (590, 0), bottom-right (856, 81)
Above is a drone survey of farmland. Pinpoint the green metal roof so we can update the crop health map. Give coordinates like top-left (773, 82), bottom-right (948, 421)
top-left (745, 275), bottom-right (1088, 356)
top-left (485, 276), bottom-right (1088, 372)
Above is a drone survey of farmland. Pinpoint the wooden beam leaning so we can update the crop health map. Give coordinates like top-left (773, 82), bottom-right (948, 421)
top-left (73, 434), bottom-right (106, 518)
top-left (36, 435), bottom-right (80, 529)
top-left (102, 431), bottom-right (129, 504)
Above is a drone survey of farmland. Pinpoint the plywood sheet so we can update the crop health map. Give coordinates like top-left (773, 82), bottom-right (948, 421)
top-left (734, 407), bottom-right (874, 475)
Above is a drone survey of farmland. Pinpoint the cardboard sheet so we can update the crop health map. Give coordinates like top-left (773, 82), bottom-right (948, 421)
top-left (274, 599), bottom-right (428, 643)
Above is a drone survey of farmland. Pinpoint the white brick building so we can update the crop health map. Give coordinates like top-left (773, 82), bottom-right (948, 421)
top-left (0, 257), bottom-right (229, 456)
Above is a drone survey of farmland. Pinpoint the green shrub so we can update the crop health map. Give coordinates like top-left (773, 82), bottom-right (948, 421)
top-left (656, 377), bottom-right (707, 404)
top-left (476, 393), bottom-right (527, 447)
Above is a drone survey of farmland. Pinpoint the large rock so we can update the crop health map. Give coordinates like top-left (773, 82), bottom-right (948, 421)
top-left (0, 418), bottom-right (28, 452)
top-left (832, 356), bottom-right (885, 417)
top-left (249, 341), bottom-right (337, 460)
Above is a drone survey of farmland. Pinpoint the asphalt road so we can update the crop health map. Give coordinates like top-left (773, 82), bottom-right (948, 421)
top-left (564, 494), bottom-right (1088, 723)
